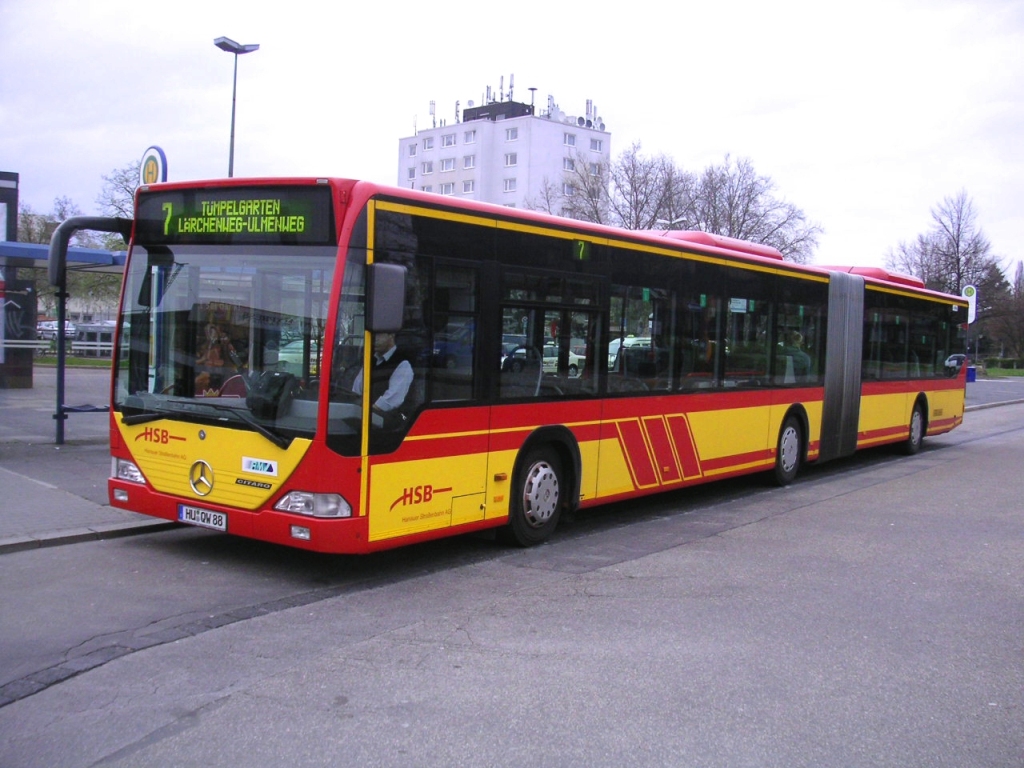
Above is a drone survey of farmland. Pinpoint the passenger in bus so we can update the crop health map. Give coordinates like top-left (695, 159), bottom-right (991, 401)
top-left (351, 331), bottom-right (415, 428)
top-left (779, 331), bottom-right (812, 381)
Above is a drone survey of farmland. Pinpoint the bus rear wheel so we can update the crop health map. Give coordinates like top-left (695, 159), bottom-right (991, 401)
top-left (904, 402), bottom-right (925, 455)
top-left (501, 448), bottom-right (562, 547)
top-left (773, 415), bottom-right (802, 486)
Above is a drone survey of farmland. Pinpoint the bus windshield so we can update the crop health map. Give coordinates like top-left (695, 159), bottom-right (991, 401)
top-left (113, 243), bottom-right (337, 443)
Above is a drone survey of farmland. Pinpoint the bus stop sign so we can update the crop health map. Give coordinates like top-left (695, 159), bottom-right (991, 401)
top-left (962, 285), bottom-right (977, 324)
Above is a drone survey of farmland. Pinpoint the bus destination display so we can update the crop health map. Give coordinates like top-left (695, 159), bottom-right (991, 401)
top-left (135, 185), bottom-right (335, 245)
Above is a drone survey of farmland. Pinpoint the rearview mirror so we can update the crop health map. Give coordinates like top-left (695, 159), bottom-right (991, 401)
top-left (367, 262), bottom-right (406, 332)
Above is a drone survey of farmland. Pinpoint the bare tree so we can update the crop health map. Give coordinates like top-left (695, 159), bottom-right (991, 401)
top-left (607, 142), bottom-right (674, 231)
top-left (20, 198), bottom-right (119, 318)
top-left (559, 150), bottom-right (611, 225)
top-left (988, 261), bottom-right (1024, 358)
top-left (888, 192), bottom-right (1016, 359)
top-left (524, 178), bottom-right (565, 216)
top-left (930, 191), bottom-right (995, 295)
top-left (655, 162), bottom-right (695, 231)
top-left (887, 190), bottom-right (996, 295)
top-left (18, 198), bottom-right (98, 247)
top-left (535, 150), bottom-right (820, 263)
top-left (680, 156), bottom-right (821, 263)
top-left (96, 159), bottom-right (141, 249)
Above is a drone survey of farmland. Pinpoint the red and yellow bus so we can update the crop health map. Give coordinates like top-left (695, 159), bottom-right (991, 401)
top-left (67, 178), bottom-right (967, 553)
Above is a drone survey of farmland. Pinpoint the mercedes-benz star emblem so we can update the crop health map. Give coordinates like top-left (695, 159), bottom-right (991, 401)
top-left (189, 460), bottom-right (214, 496)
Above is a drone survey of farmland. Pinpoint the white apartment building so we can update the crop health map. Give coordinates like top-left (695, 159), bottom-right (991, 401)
top-left (397, 89), bottom-right (611, 211)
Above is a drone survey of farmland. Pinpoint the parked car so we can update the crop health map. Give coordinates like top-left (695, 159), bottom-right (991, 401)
top-left (433, 323), bottom-right (474, 369)
top-left (277, 338), bottom-right (321, 376)
top-left (36, 320), bottom-right (76, 340)
top-left (944, 354), bottom-right (968, 374)
top-left (542, 343), bottom-right (584, 376)
top-left (501, 334), bottom-right (527, 368)
top-left (608, 336), bottom-right (651, 371)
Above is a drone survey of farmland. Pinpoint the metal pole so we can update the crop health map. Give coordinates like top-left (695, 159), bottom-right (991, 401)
top-left (228, 52), bottom-right (238, 178)
top-left (54, 283), bottom-right (68, 445)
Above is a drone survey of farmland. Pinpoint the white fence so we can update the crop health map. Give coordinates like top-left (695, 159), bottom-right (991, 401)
top-left (2, 339), bottom-right (115, 357)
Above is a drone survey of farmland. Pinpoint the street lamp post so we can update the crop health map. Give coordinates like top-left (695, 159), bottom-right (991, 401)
top-left (214, 36), bottom-right (259, 178)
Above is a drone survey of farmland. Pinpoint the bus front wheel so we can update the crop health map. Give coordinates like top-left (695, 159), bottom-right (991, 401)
top-left (773, 416), bottom-right (802, 486)
top-left (501, 448), bottom-right (563, 547)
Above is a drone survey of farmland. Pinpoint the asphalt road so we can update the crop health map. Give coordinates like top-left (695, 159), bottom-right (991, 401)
top-left (0, 401), bottom-right (1021, 767)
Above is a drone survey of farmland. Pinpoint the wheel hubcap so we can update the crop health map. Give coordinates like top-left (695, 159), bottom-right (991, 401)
top-left (911, 410), bottom-right (923, 444)
top-left (522, 461), bottom-right (559, 528)
top-left (780, 426), bottom-right (799, 474)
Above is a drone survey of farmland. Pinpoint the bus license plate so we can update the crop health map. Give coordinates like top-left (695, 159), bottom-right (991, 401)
top-left (178, 504), bottom-right (227, 531)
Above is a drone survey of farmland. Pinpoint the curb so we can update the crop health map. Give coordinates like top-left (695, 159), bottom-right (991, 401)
top-left (0, 520), bottom-right (179, 556)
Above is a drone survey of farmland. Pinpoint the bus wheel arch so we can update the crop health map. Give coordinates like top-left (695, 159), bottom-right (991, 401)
top-left (500, 426), bottom-right (581, 547)
top-left (903, 395), bottom-right (928, 455)
top-left (773, 406), bottom-right (808, 487)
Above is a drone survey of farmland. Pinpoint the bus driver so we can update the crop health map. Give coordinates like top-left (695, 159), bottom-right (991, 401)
top-left (351, 332), bottom-right (414, 428)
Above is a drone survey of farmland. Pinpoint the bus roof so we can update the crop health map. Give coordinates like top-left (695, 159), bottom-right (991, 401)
top-left (819, 265), bottom-right (925, 289)
top-left (136, 177), bottom-right (959, 302)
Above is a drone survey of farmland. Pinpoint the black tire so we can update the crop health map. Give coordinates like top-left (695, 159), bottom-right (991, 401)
top-left (773, 415), bottom-right (802, 486)
top-left (501, 448), bottom-right (563, 547)
top-left (904, 402), bottom-right (925, 455)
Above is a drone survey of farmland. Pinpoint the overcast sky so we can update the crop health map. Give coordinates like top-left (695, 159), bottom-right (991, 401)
top-left (2, 0), bottom-right (1021, 270)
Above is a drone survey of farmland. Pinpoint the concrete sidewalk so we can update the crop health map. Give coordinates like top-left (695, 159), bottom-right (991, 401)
top-left (0, 366), bottom-right (173, 554)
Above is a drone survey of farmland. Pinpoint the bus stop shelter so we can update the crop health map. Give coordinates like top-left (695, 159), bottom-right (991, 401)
top-left (0, 240), bottom-right (125, 442)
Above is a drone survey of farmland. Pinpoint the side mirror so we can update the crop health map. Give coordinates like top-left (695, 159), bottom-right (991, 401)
top-left (367, 263), bottom-right (406, 332)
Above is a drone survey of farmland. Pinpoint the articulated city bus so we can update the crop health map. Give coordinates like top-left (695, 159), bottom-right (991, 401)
top-left (78, 177), bottom-right (967, 553)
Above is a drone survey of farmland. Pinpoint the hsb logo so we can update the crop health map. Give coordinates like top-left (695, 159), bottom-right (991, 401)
top-left (389, 484), bottom-right (452, 511)
top-left (135, 427), bottom-right (171, 444)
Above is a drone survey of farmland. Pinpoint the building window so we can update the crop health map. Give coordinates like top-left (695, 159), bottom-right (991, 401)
top-left (590, 138), bottom-right (603, 152)
top-left (505, 127), bottom-right (518, 141)
top-left (422, 161), bottom-right (433, 175)
top-left (463, 155), bottom-right (476, 169)
top-left (439, 182), bottom-right (455, 195)
top-left (440, 158), bottom-right (455, 172)
top-left (503, 178), bottom-right (517, 192)
top-left (422, 137), bottom-right (434, 150)
top-left (504, 153), bottom-right (517, 167)
top-left (441, 133), bottom-right (455, 147)
top-left (564, 133), bottom-right (576, 146)
top-left (464, 129), bottom-right (476, 143)
top-left (408, 143), bottom-right (417, 157)
top-left (562, 183), bottom-right (574, 196)
top-left (407, 167), bottom-right (416, 180)
top-left (563, 157), bottom-right (575, 171)
top-left (463, 180), bottom-right (475, 193)
top-left (421, 185), bottom-right (432, 192)
top-left (589, 163), bottom-right (600, 176)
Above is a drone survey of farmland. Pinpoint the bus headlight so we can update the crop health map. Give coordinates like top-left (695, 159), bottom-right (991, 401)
top-left (274, 491), bottom-right (351, 518)
top-left (113, 457), bottom-right (147, 485)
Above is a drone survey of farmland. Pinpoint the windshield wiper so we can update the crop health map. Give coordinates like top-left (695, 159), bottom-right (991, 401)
top-left (197, 401), bottom-right (292, 449)
top-left (120, 399), bottom-right (291, 449)
top-left (121, 411), bottom-right (168, 426)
